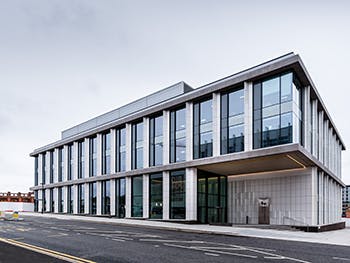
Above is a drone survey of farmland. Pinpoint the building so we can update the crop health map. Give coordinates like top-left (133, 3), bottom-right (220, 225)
top-left (0, 192), bottom-right (34, 212)
top-left (342, 185), bottom-right (350, 217)
top-left (30, 53), bottom-right (345, 227)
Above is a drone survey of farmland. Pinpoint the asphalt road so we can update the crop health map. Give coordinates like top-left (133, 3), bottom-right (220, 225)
top-left (0, 215), bottom-right (349, 263)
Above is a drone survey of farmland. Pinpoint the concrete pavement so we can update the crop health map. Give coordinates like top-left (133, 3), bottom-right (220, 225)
top-left (19, 212), bottom-right (350, 247)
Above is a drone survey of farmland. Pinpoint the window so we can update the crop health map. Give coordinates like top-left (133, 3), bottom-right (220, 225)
top-left (89, 137), bottom-right (97, 177)
top-left (78, 141), bottom-right (85, 179)
top-left (221, 88), bottom-right (244, 154)
top-left (101, 180), bottom-right (110, 215)
top-left (58, 187), bottom-right (63, 213)
top-left (132, 122), bottom-right (143, 170)
top-left (50, 151), bottom-right (54, 184)
top-left (102, 133), bottom-right (111, 175)
top-left (50, 188), bottom-right (54, 212)
top-left (34, 191), bottom-right (38, 212)
top-left (132, 176), bottom-right (143, 217)
top-left (42, 154), bottom-right (46, 184)
top-left (42, 189), bottom-right (46, 212)
top-left (170, 170), bottom-right (186, 219)
top-left (78, 184), bottom-right (85, 214)
top-left (58, 148), bottom-right (64, 182)
top-left (194, 99), bottom-right (213, 159)
top-left (149, 173), bottom-right (163, 219)
top-left (34, 156), bottom-right (38, 186)
top-left (149, 115), bottom-right (163, 166)
top-left (89, 182), bottom-right (97, 214)
top-left (115, 178), bottom-right (126, 218)
top-left (67, 185), bottom-right (73, 214)
top-left (68, 144), bottom-right (74, 180)
top-left (116, 128), bottom-right (126, 172)
top-left (170, 107), bottom-right (186, 163)
top-left (253, 72), bottom-right (303, 149)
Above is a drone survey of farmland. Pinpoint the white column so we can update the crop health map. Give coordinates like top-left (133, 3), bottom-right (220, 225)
top-left (303, 86), bottom-right (311, 152)
top-left (163, 110), bottom-right (170, 165)
top-left (54, 149), bottom-right (58, 183)
top-left (162, 171), bottom-right (170, 220)
top-left (45, 189), bottom-right (50, 212)
top-left (185, 167), bottom-right (197, 221)
top-left (38, 189), bottom-right (43, 212)
top-left (84, 138), bottom-right (89, 179)
top-left (110, 179), bottom-right (116, 216)
top-left (143, 117), bottom-right (150, 168)
top-left (126, 124), bottom-right (132, 171)
top-left (212, 93), bottom-right (221, 156)
top-left (63, 186), bottom-right (68, 213)
top-left (186, 102), bottom-right (193, 161)
top-left (73, 142), bottom-right (79, 181)
top-left (97, 133), bottom-right (102, 176)
top-left (310, 167), bottom-right (318, 225)
top-left (110, 129), bottom-right (116, 173)
top-left (54, 187), bottom-right (59, 213)
top-left (72, 185), bottom-right (78, 214)
top-left (84, 183), bottom-right (89, 214)
top-left (143, 174), bottom-right (149, 218)
top-left (318, 111), bottom-right (324, 164)
top-left (63, 145), bottom-right (69, 182)
top-left (125, 176), bottom-right (132, 217)
top-left (45, 152), bottom-right (50, 185)
top-left (324, 120), bottom-right (329, 168)
top-left (244, 81), bottom-right (253, 151)
top-left (38, 154), bottom-right (43, 186)
top-left (97, 181), bottom-right (102, 215)
top-left (311, 100), bottom-right (318, 158)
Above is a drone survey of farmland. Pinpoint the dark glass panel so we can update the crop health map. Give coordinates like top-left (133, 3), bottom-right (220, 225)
top-left (132, 176), bottom-right (143, 217)
top-left (149, 173), bottom-right (163, 219)
top-left (170, 170), bottom-right (186, 219)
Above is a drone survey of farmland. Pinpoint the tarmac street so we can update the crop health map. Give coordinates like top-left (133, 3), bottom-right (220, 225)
top-left (0, 215), bottom-right (349, 263)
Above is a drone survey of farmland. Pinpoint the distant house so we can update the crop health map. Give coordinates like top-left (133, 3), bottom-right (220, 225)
top-left (0, 192), bottom-right (34, 212)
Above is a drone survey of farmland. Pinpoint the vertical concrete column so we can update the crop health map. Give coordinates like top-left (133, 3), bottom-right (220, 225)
top-left (73, 184), bottom-right (78, 214)
top-left (303, 86), bottom-right (311, 152)
top-left (310, 167), bottom-right (318, 226)
top-left (97, 133), bottom-right (102, 176)
top-left (244, 81), bottom-right (253, 151)
top-left (110, 129), bottom-right (116, 174)
top-left (185, 102), bottom-right (193, 161)
top-left (162, 171), bottom-right (170, 220)
top-left (110, 179), bottom-right (116, 216)
top-left (163, 110), bottom-right (170, 165)
top-left (73, 141), bottom-right (79, 181)
top-left (38, 189), bottom-right (43, 213)
top-left (84, 138), bottom-right (89, 179)
top-left (185, 167), bottom-right (197, 221)
top-left (45, 151), bottom-right (50, 185)
top-left (45, 189), bottom-right (50, 212)
top-left (54, 148), bottom-right (59, 183)
top-left (126, 123), bottom-right (132, 171)
top-left (63, 186), bottom-right (68, 213)
top-left (54, 187), bottom-right (59, 213)
top-left (318, 111), bottom-right (324, 164)
top-left (311, 100), bottom-right (318, 158)
top-left (125, 176), bottom-right (132, 217)
top-left (143, 174), bottom-right (149, 218)
top-left (227, 180), bottom-right (233, 223)
top-left (63, 145), bottom-right (68, 182)
top-left (324, 120), bottom-right (329, 168)
top-left (38, 154), bottom-right (43, 187)
top-left (143, 117), bottom-right (150, 168)
top-left (84, 183), bottom-right (89, 214)
top-left (97, 181), bottom-right (102, 215)
top-left (212, 93), bottom-right (221, 156)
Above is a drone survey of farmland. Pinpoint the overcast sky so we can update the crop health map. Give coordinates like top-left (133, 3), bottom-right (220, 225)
top-left (0, 0), bottom-right (349, 192)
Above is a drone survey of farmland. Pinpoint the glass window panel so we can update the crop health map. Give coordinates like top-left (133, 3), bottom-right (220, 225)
top-left (149, 173), bottom-right (163, 219)
top-left (176, 108), bottom-right (186, 130)
top-left (262, 77), bottom-right (280, 107)
top-left (228, 89), bottom-right (244, 116)
top-left (262, 104), bottom-right (280, 118)
top-left (132, 176), bottom-right (143, 217)
top-left (170, 170), bottom-right (185, 219)
top-left (281, 72), bottom-right (293, 103)
top-left (263, 115), bottom-right (280, 131)
top-left (200, 99), bottom-right (212, 124)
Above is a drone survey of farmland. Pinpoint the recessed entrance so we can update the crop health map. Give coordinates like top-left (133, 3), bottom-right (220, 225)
top-left (258, 198), bottom-right (270, 224)
top-left (197, 171), bottom-right (227, 224)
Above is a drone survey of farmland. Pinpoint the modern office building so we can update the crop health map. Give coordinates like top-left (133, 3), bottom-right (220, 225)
top-left (342, 185), bottom-right (350, 217)
top-left (30, 53), bottom-right (345, 227)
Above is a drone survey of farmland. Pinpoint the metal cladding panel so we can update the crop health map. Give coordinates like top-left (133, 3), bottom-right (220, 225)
top-left (61, 82), bottom-right (192, 139)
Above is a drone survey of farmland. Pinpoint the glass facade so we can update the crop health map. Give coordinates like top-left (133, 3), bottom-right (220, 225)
top-left (50, 188), bottom-right (54, 212)
top-left (89, 137), bottom-right (97, 177)
top-left (42, 189), bottom-right (46, 212)
top-left (132, 176), bottom-right (143, 217)
top-left (78, 184), bottom-right (85, 214)
top-left (67, 185), bottom-right (73, 214)
top-left (58, 148), bottom-right (64, 182)
top-left (78, 141), bottom-right (85, 179)
top-left (170, 170), bottom-right (186, 219)
top-left (58, 187), bottom-right (63, 213)
top-left (132, 122), bottom-right (143, 170)
top-left (193, 99), bottom-right (213, 159)
top-left (115, 178), bottom-right (126, 218)
top-left (101, 180), bottom-right (111, 215)
top-left (197, 172), bottom-right (227, 224)
top-left (102, 133), bottom-right (111, 175)
top-left (89, 182), bottom-right (97, 214)
top-left (68, 144), bottom-right (74, 180)
top-left (42, 154), bottom-right (46, 184)
top-left (253, 72), bottom-right (303, 149)
top-left (116, 127), bottom-right (126, 172)
top-left (50, 151), bottom-right (54, 184)
top-left (34, 191), bottom-right (38, 212)
top-left (221, 88), bottom-right (244, 154)
top-left (170, 107), bottom-right (186, 163)
top-left (149, 173), bottom-right (163, 219)
top-left (149, 116), bottom-right (163, 167)
top-left (34, 157), bottom-right (38, 186)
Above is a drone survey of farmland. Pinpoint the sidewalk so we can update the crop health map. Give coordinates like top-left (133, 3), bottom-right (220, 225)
top-left (21, 212), bottom-right (350, 247)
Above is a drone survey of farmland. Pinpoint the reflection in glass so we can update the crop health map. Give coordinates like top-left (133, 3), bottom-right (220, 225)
top-left (170, 170), bottom-right (186, 219)
top-left (89, 182), bottom-right (97, 214)
top-left (132, 122), bottom-right (144, 170)
top-left (170, 107), bottom-right (186, 163)
top-left (132, 176), bottom-right (143, 217)
top-left (149, 173), bottom-right (163, 219)
top-left (150, 116), bottom-right (163, 166)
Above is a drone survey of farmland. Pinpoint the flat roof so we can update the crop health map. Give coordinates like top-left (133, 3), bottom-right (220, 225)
top-left (31, 53), bottom-right (346, 155)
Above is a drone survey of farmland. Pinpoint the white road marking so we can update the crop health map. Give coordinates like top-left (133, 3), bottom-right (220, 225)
top-left (205, 252), bottom-right (219, 257)
top-left (47, 233), bottom-right (68, 238)
top-left (140, 239), bottom-right (204, 243)
top-left (112, 238), bottom-right (126, 242)
top-left (334, 257), bottom-right (350, 261)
